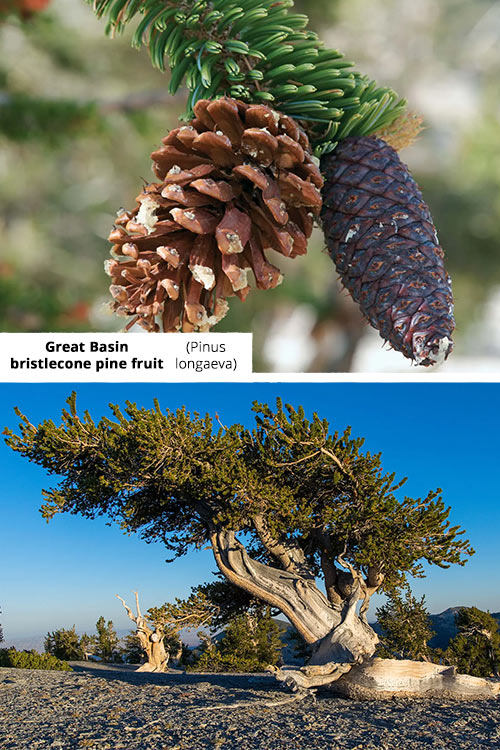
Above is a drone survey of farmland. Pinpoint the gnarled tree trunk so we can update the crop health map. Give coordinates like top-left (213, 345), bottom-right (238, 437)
top-left (117, 592), bottom-right (169, 673)
top-left (271, 659), bottom-right (500, 699)
top-left (210, 530), bottom-right (500, 700)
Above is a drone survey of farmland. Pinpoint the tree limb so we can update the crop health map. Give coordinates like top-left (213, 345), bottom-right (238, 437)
top-left (253, 514), bottom-right (313, 579)
top-left (320, 550), bottom-right (343, 607)
top-left (134, 591), bottom-right (143, 620)
top-left (116, 594), bottom-right (137, 624)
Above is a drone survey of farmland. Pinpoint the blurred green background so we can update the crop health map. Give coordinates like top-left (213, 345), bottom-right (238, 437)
top-left (1, 0), bottom-right (499, 371)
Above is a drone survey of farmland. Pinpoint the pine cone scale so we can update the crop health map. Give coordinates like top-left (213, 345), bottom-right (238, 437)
top-left (191, 178), bottom-right (237, 202)
top-left (163, 164), bottom-right (216, 185)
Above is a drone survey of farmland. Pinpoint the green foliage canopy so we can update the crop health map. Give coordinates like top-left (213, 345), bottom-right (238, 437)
top-left (4, 395), bottom-right (473, 599)
top-left (192, 607), bottom-right (283, 672)
top-left (147, 589), bottom-right (217, 633)
top-left (193, 579), bottom-right (274, 630)
top-left (44, 624), bottom-right (85, 661)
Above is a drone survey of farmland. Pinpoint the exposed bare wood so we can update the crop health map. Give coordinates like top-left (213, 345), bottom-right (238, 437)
top-left (309, 582), bottom-right (378, 667)
top-left (270, 657), bottom-right (500, 700)
top-left (269, 662), bottom-right (353, 691)
top-left (116, 593), bottom-right (169, 673)
top-left (333, 659), bottom-right (500, 700)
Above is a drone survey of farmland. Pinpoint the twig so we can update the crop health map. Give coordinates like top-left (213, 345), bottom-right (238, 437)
top-left (124, 717), bottom-right (165, 733)
top-left (191, 690), bottom-right (311, 712)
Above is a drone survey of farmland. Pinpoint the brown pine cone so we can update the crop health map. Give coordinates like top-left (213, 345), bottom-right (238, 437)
top-left (106, 97), bottom-right (323, 332)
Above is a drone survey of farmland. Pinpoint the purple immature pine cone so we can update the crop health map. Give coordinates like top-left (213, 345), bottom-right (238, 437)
top-left (320, 136), bottom-right (454, 366)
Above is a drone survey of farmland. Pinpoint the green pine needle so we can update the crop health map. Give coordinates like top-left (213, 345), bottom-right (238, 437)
top-left (88, 0), bottom-right (406, 154)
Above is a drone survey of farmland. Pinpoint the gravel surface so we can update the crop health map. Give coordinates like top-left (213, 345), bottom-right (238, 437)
top-left (1, 664), bottom-right (499, 749)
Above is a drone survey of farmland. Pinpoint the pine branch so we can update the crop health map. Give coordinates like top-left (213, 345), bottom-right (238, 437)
top-left (88, 0), bottom-right (406, 154)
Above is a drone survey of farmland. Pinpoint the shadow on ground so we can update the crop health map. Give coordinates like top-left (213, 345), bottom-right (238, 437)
top-left (69, 662), bottom-right (277, 692)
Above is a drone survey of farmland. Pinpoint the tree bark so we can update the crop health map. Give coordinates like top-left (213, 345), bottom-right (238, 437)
top-left (116, 593), bottom-right (169, 673)
top-left (308, 581), bottom-right (379, 666)
top-left (210, 528), bottom-right (340, 644)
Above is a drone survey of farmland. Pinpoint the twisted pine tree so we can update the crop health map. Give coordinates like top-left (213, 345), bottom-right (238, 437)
top-left (91, 0), bottom-right (454, 365)
top-left (4, 395), bottom-right (480, 695)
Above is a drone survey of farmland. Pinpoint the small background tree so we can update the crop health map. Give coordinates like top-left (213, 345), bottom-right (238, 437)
top-left (375, 587), bottom-right (435, 662)
top-left (45, 625), bottom-right (84, 661)
top-left (79, 632), bottom-right (96, 661)
top-left (44, 619), bottom-right (122, 663)
top-left (442, 607), bottom-right (500, 678)
top-left (120, 632), bottom-right (144, 665)
top-left (192, 606), bottom-right (283, 673)
top-left (94, 616), bottom-right (120, 662)
top-left (117, 590), bottom-right (214, 672)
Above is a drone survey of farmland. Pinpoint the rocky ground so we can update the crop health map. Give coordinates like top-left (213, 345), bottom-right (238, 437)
top-left (1, 663), bottom-right (499, 750)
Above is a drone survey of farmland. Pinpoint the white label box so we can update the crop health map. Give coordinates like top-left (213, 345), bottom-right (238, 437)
top-left (0, 333), bottom-right (253, 382)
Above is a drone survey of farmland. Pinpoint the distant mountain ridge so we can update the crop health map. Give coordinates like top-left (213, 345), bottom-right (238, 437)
top-left (4, 609), bottom-right (500, 655)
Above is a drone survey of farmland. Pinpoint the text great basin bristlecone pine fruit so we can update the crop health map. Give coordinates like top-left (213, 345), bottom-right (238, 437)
top-left (321, 135), bottom-right (454, 366)
top-left (107, 97), bottom-right (323, 333)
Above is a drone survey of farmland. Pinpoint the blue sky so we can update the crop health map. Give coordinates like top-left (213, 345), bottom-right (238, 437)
top-left (1, 383), bottom-right (499, 642)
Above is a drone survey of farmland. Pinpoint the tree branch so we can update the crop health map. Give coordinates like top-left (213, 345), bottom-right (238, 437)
top-left (320, 550), bottom-right (343, 607)
top-left (252, 514), bottom-right (313, 579)
top-left (134, 591), bottom-right (143, 620)
top-left (116, 594), bottom-right (138, 625)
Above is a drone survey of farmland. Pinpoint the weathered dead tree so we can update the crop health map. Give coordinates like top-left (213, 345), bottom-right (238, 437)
top-left (117, 592), bottom-right (169, 672)
top-left (331, 659), bottom-right (500, 700)
top-left (117, 590), bottom-right (217, 672)
top-left (7, 395), bottom-right (497, 700)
